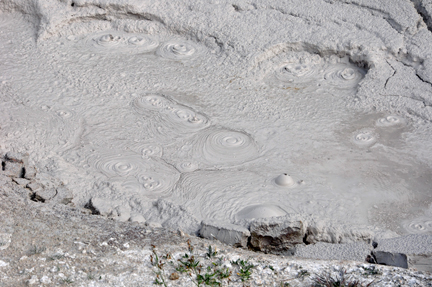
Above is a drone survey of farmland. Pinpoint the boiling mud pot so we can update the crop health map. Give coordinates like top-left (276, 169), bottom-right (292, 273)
top-left (1, 26), bottom-right (431, 236)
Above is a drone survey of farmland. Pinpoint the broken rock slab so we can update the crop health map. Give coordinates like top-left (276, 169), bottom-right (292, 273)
top-left (1, 161), bottom-right (25, 178)
top-left (200, 220), bottom-right (250, 248)
top-left (374, 234), bottom-right (432, 272)
top-left (145, 199), bottom-right (201, 235)
top-left (85, 197), bottom-right (115, 216)
top-left (305, 220), bottom-right (374, 244)
top-left (32, 188), bottom-right (57, 202)
top-left (5, 151), bottom-right (28, 164)
top-left (249, 215), bottom-right (307, 253)
top-left (1, 152), bottom-right (36, 179)
top-left (372, 251), bottom-right (408, 269)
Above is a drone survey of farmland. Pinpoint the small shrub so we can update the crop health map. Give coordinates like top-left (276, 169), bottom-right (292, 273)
top-left (313, 269), bottom-right (375, 287)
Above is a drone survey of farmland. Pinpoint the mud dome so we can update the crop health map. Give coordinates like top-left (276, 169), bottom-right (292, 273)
top-left (1, 0), bottom-right (432, 241)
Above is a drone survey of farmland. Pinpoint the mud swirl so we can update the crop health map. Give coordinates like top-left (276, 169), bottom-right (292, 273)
top-left (136, 166), bottom-right (180, 197)
top-left (88, 152), bottom-right (150, 178)
top-left (375, 115), bottom-right (405, 127)
top-left (352, 129), bottom-right (378, 147)
top-left (403, 217), bottom-right (432, 234)
top-left (323, 63), bottom-right (365, 89)
top-left (275, 62), bottom-right (318, 82)
top-left (126, 35), bottom-right (159, 52)
top-left (176, 161), bottom-right (199, 172)
top-left (157, 40), bottom-right (200, 60)
top-left (174, 171), bottom-right (276, 221)
top-left (83, 31), bottom-right (159, 53)
top-left (266, 53), bottom-right (323, 89)
top-left (91, 33), bottom-right (124, 49)
top-left (132, 93), bottom-right (174, 113)
top-left (164, 106), bottom-right (210, 131)
top-left (192, 128), bottom-right (259, 165)
top-left (140, 144), bottom-right (164, 158)
top-left (56, 109), bottom-right (76, 119)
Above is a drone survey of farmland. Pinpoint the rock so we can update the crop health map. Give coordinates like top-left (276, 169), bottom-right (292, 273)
top-left (249, 215), bottom-right (307, 253)
top-left (200, 220), bottom-right (250, 248)
top-left (305, 221), bottom-right (374, 244)
top-left (0, 260), bottom-right (9, 267)
top-left (146, 222), bottom-right (162, 229)
top-left (24, 166), bottom-right (37, 179)
top-left (1, 161), bottom-right (25, 178)
top-left (374, 234), bottom-right (432, 272)
top-left (33, 188), bottom-right (57, 202)
top-left (129, 214), bottom-right (146, 223)
top-left (40, 275), bottom-right (51, 284)
top-left (26, 181), bottom-right (43, 192)
top-left (114, 206), bottom-right (131, 222)
top-left (5, 151), bottom-right (28, 164)
top-left (85, 197), bottom-right (113, 216)
top-left (28, 275), bottom-right (38, 285)
top-left (169, 272), bottom-right (180, 280)
top-left (145, 199), bottom-right (201, 235)
top-left (53, 186), bottom-right (73, 205)
top-left (372, 251), bottom-right (408, 269)
top-left (12, 177), bottom-right (29, 186)
top-left (0, 233), bottom-right (12, 251)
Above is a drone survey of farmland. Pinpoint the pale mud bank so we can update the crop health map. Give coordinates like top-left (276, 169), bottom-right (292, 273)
top-left (1, 0), bottom-right (432, 274)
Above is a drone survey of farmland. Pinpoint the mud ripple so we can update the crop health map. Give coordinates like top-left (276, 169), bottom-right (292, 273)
top-left (165, 106), bottom-right (210, 131)
top-left (376, 115), bottom-right (406, 127)
top-left (323, 63), bottom-right (365, 89)
top-left (132, 93), bottom-right (174, 113)
top-left (91, 33), bottom-right (124, 49)
top-left (403, 217), bottom-right (432, 234)
top-left (197, 128), bottom-right (259, 165)
top-left (157, 40), bottom-right (200, 60)
top-left (126, 35), bottom-right (159, 52)
top-left (136, 166), bottom-right (180, 197)
top-left (88, 152), bottom-right (150, 178)
top-left (352, 129), bottom-right (378, 147)
top-left (176, 161), bottom-right (199, 172)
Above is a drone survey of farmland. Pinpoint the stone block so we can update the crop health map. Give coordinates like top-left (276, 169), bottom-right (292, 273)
top-left (200, 220), bottom-right (251, 248)
top-left (372, 251), bottom-right (408, 269)
top-left (12, 177), bottom-right (30, 186)
top-left (24, 166), bottom-right (37, 179)
top-left (249, 216), bottom-right (306, 253)
top-left (5, 152), bottom-right (28, 164)
top-left (1, 161), bottom-right (24, 178)
top-left (34, 188), bottom-right (57, 202)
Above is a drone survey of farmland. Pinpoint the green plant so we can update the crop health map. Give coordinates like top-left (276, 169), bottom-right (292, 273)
top-left (313, 269), bottom-right (375, 287)
top-left (151, 241), bottom-right (284, 286)
top-left (150, 245), bottom-right (168, 286)
top-left (361, 266), bottom-right (381, 276)
top-left (28, 245), bottom-right (46, 256)
top-left (206, 245), bottom-right (218, 259)
top-left (48, 254), bottom-right (64, 261)
top-left (87, 273), bottom-right (95, 280)
top-left (61, 277), bottom-right (73, 284)
top-left (297, 269), bottom-right (310, 278)
top-left (231, 259), bottom-right (254, 282)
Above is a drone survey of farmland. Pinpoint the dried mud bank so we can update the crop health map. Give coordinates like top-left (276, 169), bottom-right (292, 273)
top-left (2, 0), bottom-right (432, 280)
